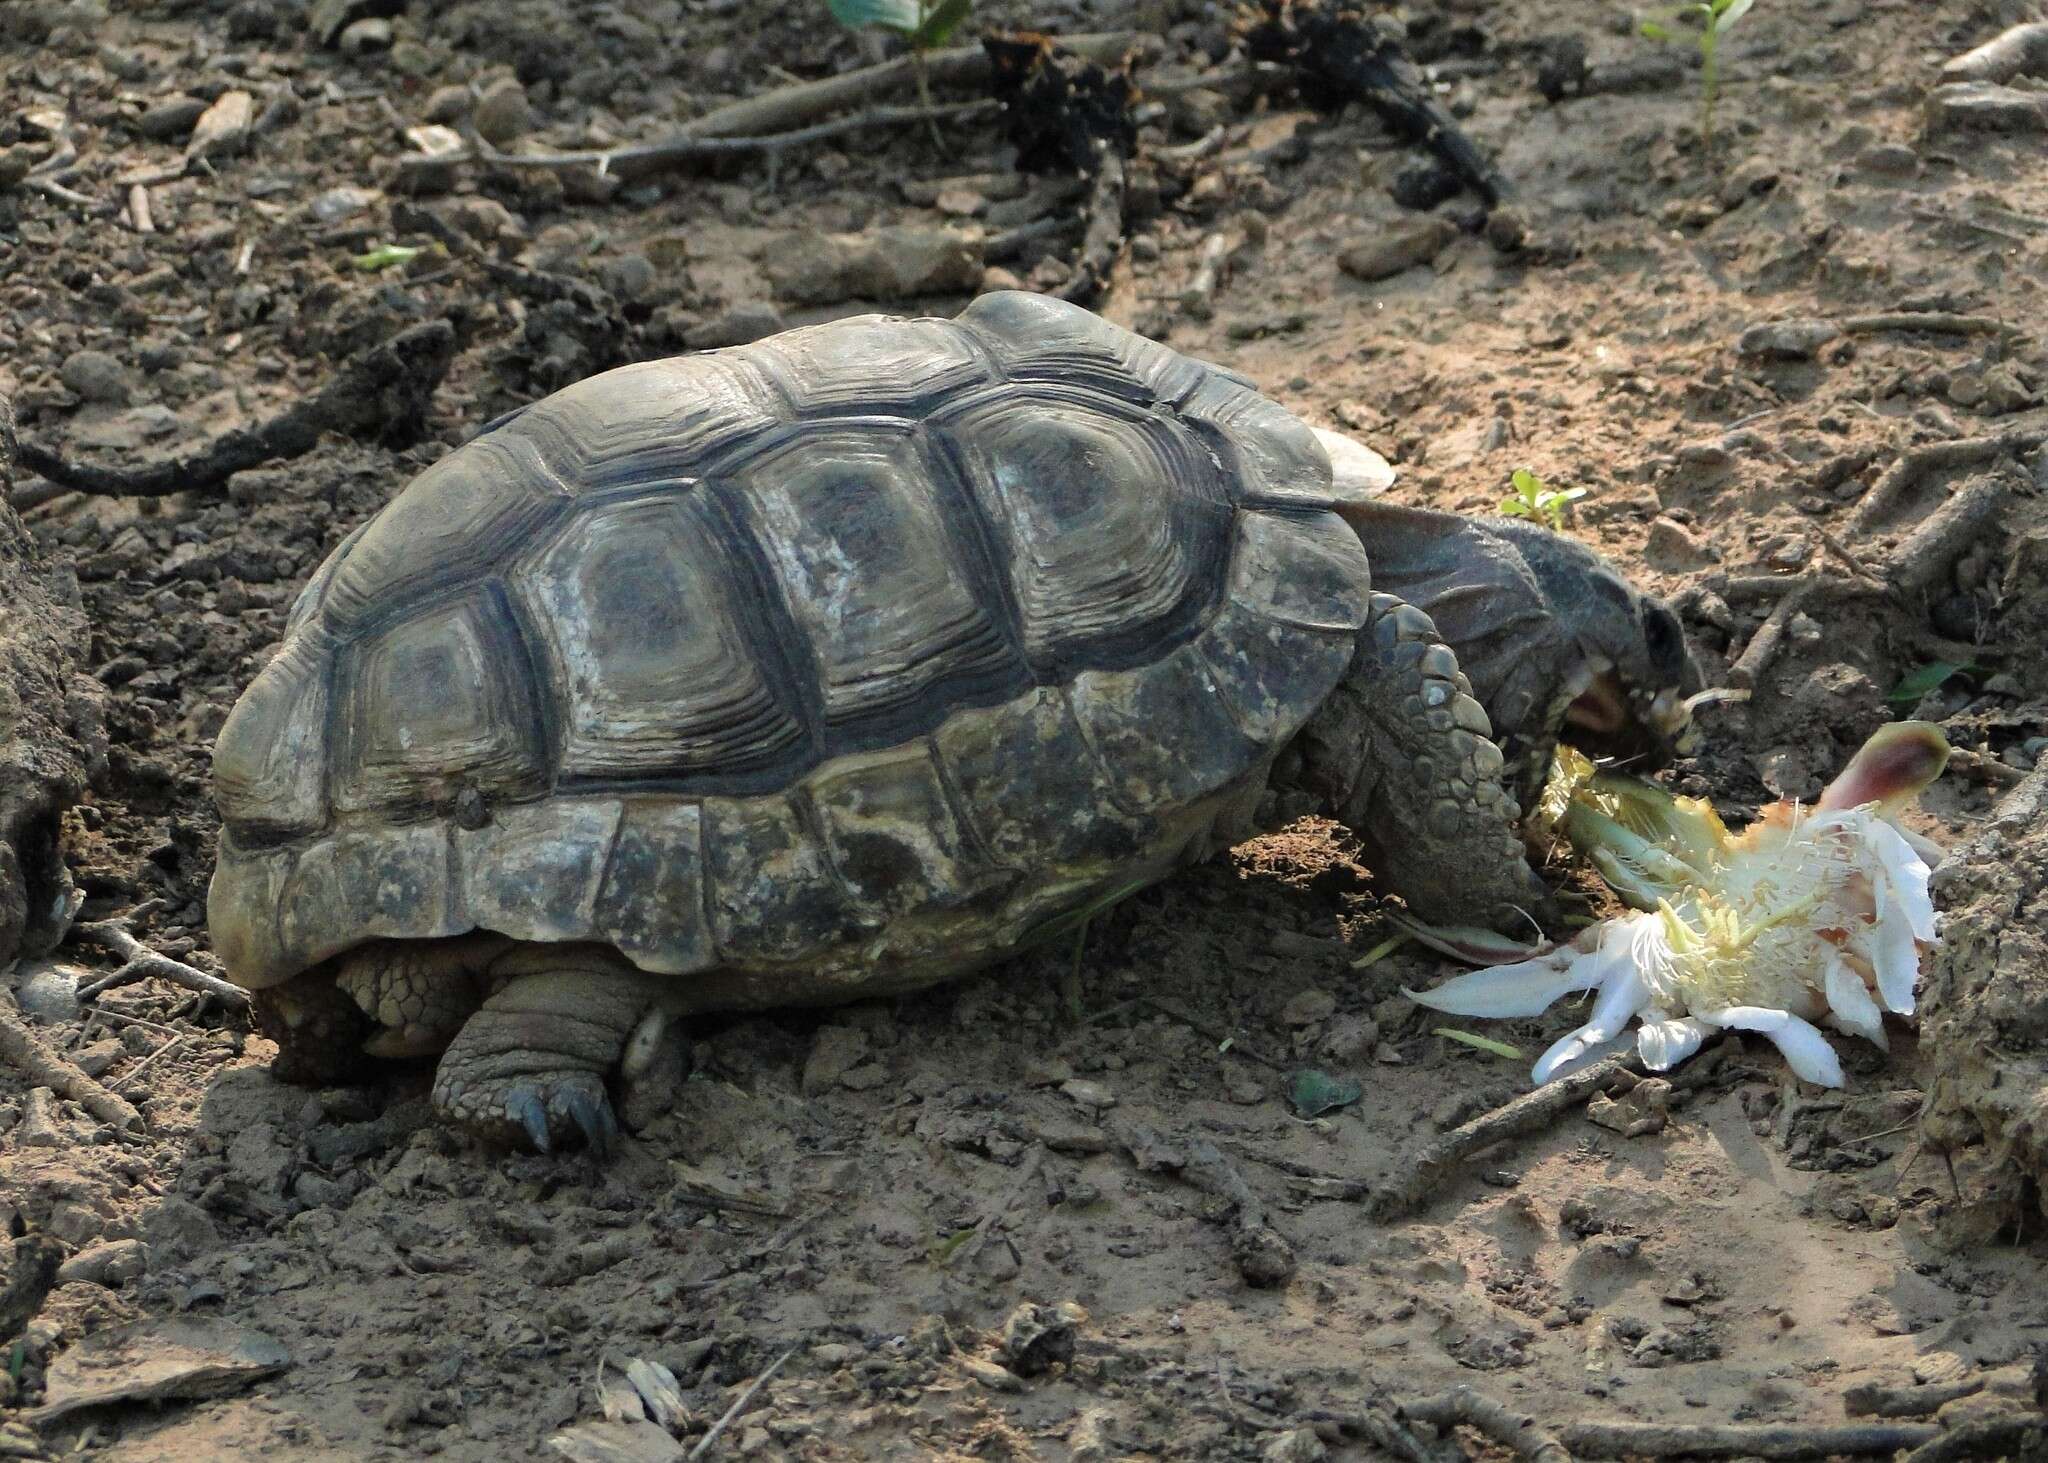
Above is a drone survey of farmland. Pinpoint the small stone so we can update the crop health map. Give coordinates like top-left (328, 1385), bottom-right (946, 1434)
top-left (1739, 319), bottom-right (1842, 361)
top-left (1858, 142), bottom-right (1919, 178)
top-left (18, 1088), bottom-right (68, 1148)
top-left (57, 1239), bottom-right (149, 1289)
top-left (308, 185), bottom-right (379, 223)
top-left (800, 1026), bottom-right (868, 1097)
top-left (1644, 517), bottom-right (1716, 571)
top-left (59, 349), bottom-right (130, 404)
top-left (1278, 988), bottom-right (1337, 1027)
top-left (15, 961), bottom-right (83, 1024)
top-left (1060, 1079), bottom-right (1117, 1111)
top-left (473, 77), bottom-right (534, 146)
top-left (433, 194), bottom-right (521, 244)
top-left (337, 16), bottom-right (393, 55)
top-left (1264, 1428), bottom-right (1329, 1463)
top-left (186, 89), bottom-right (254, 161)
top-left (1927, 81), bottom-right (2048, 133)
top-left (761, 226), bottom-right (982, 306)
top-left (978, 266), bottom-right (1024, 293)
top-left (421, 84), bottom-right (471, 124)
top-left (599, 253), bottom-right (658, 303)
top-left (1318, 1015), bottom-right (1379, 1063)
top-left (1718, 157), bottom-right (1779, 209)
top-left (73, 1039), bottom-right (123, 1078)
top-left (1337, 217), bottom-right (1458, 281)
top-left (137, 94), bottom-right (208, 141)
top-left (959, 1355), bottom-right (1025, 1392)
top-left (681, 302), bottom-right (784, 350)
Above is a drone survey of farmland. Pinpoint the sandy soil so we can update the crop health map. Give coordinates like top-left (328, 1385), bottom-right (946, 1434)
top-left (4, 0), bottom-right (2048, 1459)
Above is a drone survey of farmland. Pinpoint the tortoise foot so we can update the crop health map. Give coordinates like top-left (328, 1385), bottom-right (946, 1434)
top-left (428, 948), bottom-right (656, 1154)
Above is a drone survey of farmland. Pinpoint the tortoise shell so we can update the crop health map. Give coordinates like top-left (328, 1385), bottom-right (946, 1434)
top-left (208, 292), bottom-right (1374, 993)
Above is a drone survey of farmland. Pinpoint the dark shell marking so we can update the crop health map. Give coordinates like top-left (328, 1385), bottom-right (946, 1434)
top-left (210, 293), bottom-right (1370, 991)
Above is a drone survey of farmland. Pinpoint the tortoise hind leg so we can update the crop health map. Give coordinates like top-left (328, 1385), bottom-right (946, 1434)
top-left (429, 943), bottom-right (661, 1154)
top-left (1292, 592), bottom-right (1551, 934)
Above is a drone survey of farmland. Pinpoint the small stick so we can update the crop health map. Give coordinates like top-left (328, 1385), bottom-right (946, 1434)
top-left (1841, 1378), bottom-right (1983, 1419)
top-left (1182, 231), bottom-right (1232, 318)
top-left (1055, 149), bottom-right (1128, 306)
top-left (1814, 525), bottom-right (1884, 583)
top-left (13, 317), bottom-right (454, 500)
top-left (70, 915), bottom-right (251, 1012)
top-left (1183, 1139), bottom-right (1296, 1287)
top-left (1401, 1386), bottom-right (1572, 1463)
top-left (1838, 313), bottom-right (2022, 339)
top-left (1887, 480), bottom-right (2011, 596)
top-left (115, 1034), bottom-right (188, 1087)
top-left (126, 183), bottom-right (154, 234)
top-left (687, 1347), bottom-right (797, 1461)
top-left (1847, 428), bottom-right (2047, 534)
top-left (1558, 1420), bottom-right (1937, 1459)
top-left (1312, 1407), bottom-right (1460, 1463)
top-left (0, 1006), bottom-right (145, 1132)
top-left (397, 100), bottom-right (998, 187)
top-left (1900, 1416), bottom-right (2048, 1463)
top-left (1368, 1053), bottom-right (1637, 1220)
top-left (1727, 584), bottom-right (1814, 690)
top-left (944, 1144), bottom-right (1045, 1269)
top-left (984, 214), bottom-right (1072, 263)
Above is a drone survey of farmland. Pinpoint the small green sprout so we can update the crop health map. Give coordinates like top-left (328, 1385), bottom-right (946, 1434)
top-left (1433, 1028), bottom-right (1525, 1061)
top-left (1501, 468), bottom-right (1586, 531)
top-left (1640, 0), bottom-right (1756, 154)
top-left (827, 0), bottom-right (974, 138)
top-left (1885, 660), bottom-right (1982, 708)
top-left (350, 241), bottom-right (444, 273)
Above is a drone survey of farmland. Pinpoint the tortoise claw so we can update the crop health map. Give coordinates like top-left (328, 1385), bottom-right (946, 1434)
top-left (562, 1085), bottom-right (619, 1158)
top-left (513, 1091), bottom-right (553, 1154)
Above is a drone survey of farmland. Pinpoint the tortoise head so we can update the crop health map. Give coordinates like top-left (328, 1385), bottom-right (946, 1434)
top-left (1341, 503), bottom-right (1704, 814)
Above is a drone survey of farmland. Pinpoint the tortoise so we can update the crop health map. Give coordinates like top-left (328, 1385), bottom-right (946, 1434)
top-left (209, 291), bottom-right (1701, 1151)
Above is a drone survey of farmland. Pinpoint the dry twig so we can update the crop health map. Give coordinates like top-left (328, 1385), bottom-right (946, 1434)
top-left (1839, 313), bottom-right (2021, 339)
top-left (1841, 1379), bottom-right (1984, 1419)
top-left (1402, 1386), bottom-right (1573, 1463)
top-left (70, 908), bottom-right (250, 1012)
top-left (1558, 1419), bottom-right (1938, 1459)
top-left (1368, 1053), bottom-right (1637, 1220)
top-left (0, 1005), bottom-right (144, 1132)
top-left (687, 1347), bottom-right (797, 1461)
top-left (1846, 427), bottom-right (2047, 534)
top-left (12, 319), bottom-right (454, 504)
top-left (1899, 1416), bottom-right (2048, 1463)
top-left (1054, 150), bottom-right (1128, 305)
top-left (1728, 584), bottom-right (1815, 690)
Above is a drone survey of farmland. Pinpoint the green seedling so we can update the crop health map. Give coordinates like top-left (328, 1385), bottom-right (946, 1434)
top-left (1433, 1027), bottom-right (1525, 1061)
top-left (827, 0), bottom-right (974, 140)
top-left (1886, 660), bottom-right (1982, 708)
top-left (1501, 468), bottom-right (1586, 532)
top-left (1640, 0), bottom-right (1756, 154)
top-left (350, 241), bottom-right (444, 273)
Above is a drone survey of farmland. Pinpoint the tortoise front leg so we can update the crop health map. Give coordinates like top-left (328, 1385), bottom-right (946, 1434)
top-left (430, 943), bottom-right (663, 1154)
top-left (1292, 592), bottom-right (1551, 934)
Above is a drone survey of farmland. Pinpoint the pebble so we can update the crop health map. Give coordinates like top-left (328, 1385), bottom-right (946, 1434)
top-left (1644, 516), bottom-right (1716, 571)
top-left (18, 1088), bottom-right (69, 1148)
top-left (1718, 157), bottom-right (1779, 209)
top-left (421, 84), bottom-right (471, 125)
top-left (1060, 1079), bottom-right (1117, 1111)
top-left (473, 77), bottom-right (534, 146)
top-left (1927, 81), bottom-right (2048, 133)
top-left (599, 252), bottom-right (657, 303)
top-left (15, 961), bottom-right (83, 1023)
top-left (337, 16), bottom-right (392, 55)
top-left (761, 225), bottom-right (982, 306)
top-left (1858, 142), bottom-right (1919, 178)
top-left (137, 93), bottom-right (208, 141)
top-left (186, 89), bottom-right (253, 160)
top-left (1278, 988), bottom-right (1336, 1026)
top-left (57, 1239), bottom-right (149, 1288)
top-left (59, 348), bottom-right (130, 404)
top-left (1337, 217), bottom-right (1458, 281)
top-left (1739, 318), bottom-right (1842, 361)
top-left (308, 184), bottom-right (379, 223)
top-left (682, 302), bottom-right (784, 350)
top-left (800, 1026), bottom-right (869, 1096)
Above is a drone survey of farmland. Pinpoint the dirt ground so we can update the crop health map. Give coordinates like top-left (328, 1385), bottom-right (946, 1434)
top-left (5, 0), bottom-right (2048, 1458)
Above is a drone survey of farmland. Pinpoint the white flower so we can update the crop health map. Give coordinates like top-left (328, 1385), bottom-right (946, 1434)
top-left (1406, 723), bottom-right (1949, 1088)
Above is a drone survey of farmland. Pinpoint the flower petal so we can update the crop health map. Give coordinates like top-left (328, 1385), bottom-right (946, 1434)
top-left (1865, 869), bottom-right (1923, 1016)
top-left (1822, 954), bottom-right (1887, 1049)
top-left (1863, 819), bottom-right (1935, 942)
top-left (1702, 1006), bottom-right (1846, 1087)
top-left (1532, 1026), bottom-right (1636, 1084)
top-left (1636, 1014), bottom-right (1709, 1071)
top-left (1529, 961), bottom-right (1651, 1083)
top-left (1404, 950), bottom-right (1596, 1019)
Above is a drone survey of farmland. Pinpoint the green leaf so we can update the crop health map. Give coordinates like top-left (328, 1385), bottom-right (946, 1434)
top-left (351, 242), bottom-right (431, 272)
top-left (1289, 1069), bottom-right (1365, 1118)
top-left (1511, 468), bottom-right (1542, 496)
top-left (1713, 0), bottom-right (1754, 27)
top-left (1639, 19), bottom-right (1674, 40)
top-left (1885, 661), bottom-right (1980, 706)
top-left (1500, 494), bottom-right (1535, 518)
top-left (912, 0), bottom-right (973, 48)
top-left (1434, 1027), bottom-right (1526, 1061)
top-left (826, 0), bottom-right (920, 34)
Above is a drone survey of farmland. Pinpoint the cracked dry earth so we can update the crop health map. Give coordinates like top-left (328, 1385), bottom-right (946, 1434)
top-left (5, 0), bottom-right (2048, 1459)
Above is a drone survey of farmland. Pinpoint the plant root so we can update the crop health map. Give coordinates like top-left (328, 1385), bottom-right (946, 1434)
top-left (70, 905), bottom-right (251, 1013)
top-left (1367, 1053), bottom-right (1638, 1221)
top-left (1402, 1386), bottom-right (1573, 1463)
top-left (11, 319), bottom-right (455, 503)
top-left (1558, 1420), bottom-right (1939, 1459)
top-left (0, 1005), bottom-right (144, 1133)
